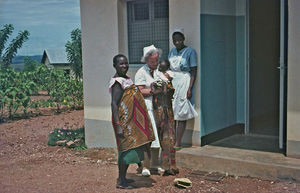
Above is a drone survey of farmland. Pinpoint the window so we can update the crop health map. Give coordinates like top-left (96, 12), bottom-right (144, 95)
top-left (64, 69), bottom-right (70, 76)
top-left (127, 0), bottom-right (169, 64)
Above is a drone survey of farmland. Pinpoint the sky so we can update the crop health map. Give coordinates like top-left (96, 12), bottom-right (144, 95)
top-left (0, 0), bottom-right (81, 56)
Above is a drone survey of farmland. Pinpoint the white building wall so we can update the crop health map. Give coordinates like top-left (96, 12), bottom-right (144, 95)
top-left (287, 0), bottom-right (300, 158)
top-left (81, 0), bottom-right (126, 147)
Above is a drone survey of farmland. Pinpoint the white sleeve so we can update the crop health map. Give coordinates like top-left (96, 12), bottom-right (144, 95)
top-left (135, 68), bottom-right (146, 86)
top-left (166, 70), bottom-right (174, 78)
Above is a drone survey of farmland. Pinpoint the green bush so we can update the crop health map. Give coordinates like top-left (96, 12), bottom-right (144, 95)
top-left (47, 127), bottom-right (86, 150)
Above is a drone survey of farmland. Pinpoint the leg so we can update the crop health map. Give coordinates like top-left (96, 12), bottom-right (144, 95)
top-left (150, 148), bottom-right (160, 169)
top-left (136, 162), bottom-right (143, 174)
top-left (143, 143), bottom-right (151, 168)
top-left (141, 143), bottom-right (151, 176)
top-left (117, 164), bottom-right (135, 189)
top-left (118, 163), bottom-right (129, 183)
top-left (175, 120), bottom-right (186, 148)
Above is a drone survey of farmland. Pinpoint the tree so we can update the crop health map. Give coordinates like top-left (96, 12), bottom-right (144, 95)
top-left (23, 56), bottom-right (39, 72)
top-left (65, 28), bottom-right (82, 79)
top-left (0, 24), bottom-right (30, 68)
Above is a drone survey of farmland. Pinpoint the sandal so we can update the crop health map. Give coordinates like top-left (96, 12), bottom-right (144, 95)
top-left (172, 168), bottom-right (179, 174)
top-left (117, 178), bottom-right (135, 184)
top-left (163, 169), bottom-right (175, 176)
top-left (116, 183), bottom-right (135, 189)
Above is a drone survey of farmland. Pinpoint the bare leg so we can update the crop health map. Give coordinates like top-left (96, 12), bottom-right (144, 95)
top-left (143, 143), bottom-right (151, 168)
top-left (150, 148), bottom-right (160, 168)
top-left (175, 120), bottom-right (186, 147)
top-left (118, 164), bottom-right (129, 185)
top-left (143, 151), bottom-right (151, 169)
top-left (140, 143), bottom-right (151, 176)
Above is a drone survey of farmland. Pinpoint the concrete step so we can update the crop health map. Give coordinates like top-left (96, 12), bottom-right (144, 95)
top-left (176, 145), bottom-right (300, 182)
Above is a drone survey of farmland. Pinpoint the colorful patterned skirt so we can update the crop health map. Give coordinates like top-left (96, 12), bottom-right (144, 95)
top-left (152, 83), bottom-right (178, 172)
top-left (112, 85), bottom-right (155, 164)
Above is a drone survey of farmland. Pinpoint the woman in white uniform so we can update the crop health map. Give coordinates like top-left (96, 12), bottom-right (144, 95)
top-left (168, 29), bottom-right (198, 149)
top-left (135, 45), bottom-right (162, 176)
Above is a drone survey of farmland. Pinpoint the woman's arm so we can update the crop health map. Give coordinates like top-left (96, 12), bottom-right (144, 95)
top-left (138, 84), bottom-right (163, 97)
top-left (138, 85), bottom-right (153, 97)
top-left (187, 66), bottom-right (197, 99)
top-left (111, 82), bottom-right (124, 138)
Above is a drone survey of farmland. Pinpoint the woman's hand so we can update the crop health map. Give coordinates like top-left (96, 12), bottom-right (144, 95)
top-left (150, 82), bottom-right (163, 95)
top-left (187, 88), bottom-right (192, 99)
top-left (187, 66), bottom-right (197, 99)
top-left (116, 125), bottom-right (125, 138)
top-left (163, 72), bottom-right (173, 81)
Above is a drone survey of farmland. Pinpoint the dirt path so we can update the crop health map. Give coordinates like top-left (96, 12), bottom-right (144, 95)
top-left (0, 110), bottom-right (299, 193)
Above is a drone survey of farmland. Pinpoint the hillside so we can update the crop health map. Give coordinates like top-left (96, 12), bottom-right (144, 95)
top-left (10, 55), bottom-right (43, 71)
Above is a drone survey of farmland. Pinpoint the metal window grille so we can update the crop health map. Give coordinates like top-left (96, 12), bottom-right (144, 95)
top-left (127, 0), bottom-right (169, 64)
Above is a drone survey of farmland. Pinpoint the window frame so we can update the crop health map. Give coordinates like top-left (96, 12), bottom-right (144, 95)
top-left (126, 0), bottom-right (169, 65)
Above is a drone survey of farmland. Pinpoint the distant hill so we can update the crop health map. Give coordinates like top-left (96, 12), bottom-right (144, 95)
top-left (12, 55), bottom-right (43, 64)
top-left (11, 55), bottom-right (43, 71)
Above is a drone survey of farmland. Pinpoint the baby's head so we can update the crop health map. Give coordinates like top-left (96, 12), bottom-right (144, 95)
top-left (158, 59), bottom-right (170, 72)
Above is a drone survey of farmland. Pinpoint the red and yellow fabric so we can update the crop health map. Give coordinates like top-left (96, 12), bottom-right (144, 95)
top-left (152, 82), bottom-right (178, 172)
top-left (113, 85), bottom-right (155, 152)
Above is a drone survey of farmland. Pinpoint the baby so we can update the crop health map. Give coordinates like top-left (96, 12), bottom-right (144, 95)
top-left (157, 59), bottom-right (173, 82)
top-left (151, 59), bottom-right (175, 99)
top-left (151, 59), bottom-right (174, 95)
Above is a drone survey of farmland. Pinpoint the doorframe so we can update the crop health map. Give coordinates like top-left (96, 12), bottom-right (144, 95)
top-left (244, 0), bottom-right (287, 150)
top-left (279, 0), bottom-right (288, 150)
top-left (245, 0), bottom-right (250, 135)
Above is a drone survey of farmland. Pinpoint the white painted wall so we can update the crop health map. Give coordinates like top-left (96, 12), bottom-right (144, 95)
top-left (80, 0), bottom-right (127, 147)
top-left (287, 0), bottom-right (300, 157)
top-left (81, 0), bottom-right (128, 121)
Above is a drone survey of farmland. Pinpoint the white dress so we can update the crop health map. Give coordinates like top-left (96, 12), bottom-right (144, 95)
top-left (169, 48), bottom-right (198, 121)
top-left (135, 64), bottom-right (160, 148)
top-left (156, 70), bottom-right (174, 82)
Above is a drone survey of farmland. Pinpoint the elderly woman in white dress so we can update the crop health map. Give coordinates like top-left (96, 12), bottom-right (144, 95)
top-left (135, 45), bottom-right (163, 176)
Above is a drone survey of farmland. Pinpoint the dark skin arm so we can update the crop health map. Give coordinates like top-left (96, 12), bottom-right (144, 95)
top-left (111, 82), bottom-right (125, 138)
top-left (187, 66), bottom-right (197, 99)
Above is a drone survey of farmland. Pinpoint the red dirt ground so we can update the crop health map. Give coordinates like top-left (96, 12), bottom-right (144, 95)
top-left (0, 109), bottom-right (299, 193)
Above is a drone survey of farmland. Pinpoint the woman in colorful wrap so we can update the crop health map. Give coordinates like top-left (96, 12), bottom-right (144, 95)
top-left (169, 28), bottom-right (198, 149)
top-left (110, 54), bottom-right (155, 189)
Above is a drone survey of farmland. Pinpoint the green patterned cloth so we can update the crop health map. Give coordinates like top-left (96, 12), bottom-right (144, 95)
top-left (118, 146), bottom-right (145, 165)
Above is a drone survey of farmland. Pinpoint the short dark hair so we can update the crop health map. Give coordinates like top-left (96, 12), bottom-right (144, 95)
top-left (172, 31), bottom-right (185, 39)
top-left (113, 54), bottom-right (127, 66)
top-left (160, 59), bottom-right (170, 68)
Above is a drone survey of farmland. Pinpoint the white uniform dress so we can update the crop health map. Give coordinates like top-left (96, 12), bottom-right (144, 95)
top-left (135, 64), bottom-right (160, 148)
top-left (169, 47), bottom-right (198, 121)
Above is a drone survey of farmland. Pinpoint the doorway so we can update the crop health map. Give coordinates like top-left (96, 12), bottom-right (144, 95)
top-left (248, 0), bottom-right (280, 137)
top-left (200, 0), bottom-right (286, 153)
